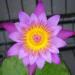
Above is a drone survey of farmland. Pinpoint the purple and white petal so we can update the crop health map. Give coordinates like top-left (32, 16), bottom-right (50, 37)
top-left (36, 57), bottom-right (45, 69)
top-left (52, 37), bottom-right (66, 48)
top-left (30, 14), bottom-right (38, 23)
top-left (51, 53), bottom-right (60, 64)
top-left (29, 54), bottom-right (38, 65)
top-left (9, 32), bottom-right (22, 42)
top-left (15, 22), bottom-right (21, 32)
top-left (52, 26), bottom-right (62, 36)
top-left (41, 51), bottom-right (52, 63)
top-left (15, 22), bottom-right (27, 32)
top-left (48, 15), bottom-right (60, 26)
top-left (19, 11), bottom-right (30, 25)
top-left (7, 43), bottom-right (21, 56)
top-left (49, 46), bottom-right (59, 53)
top-left (18, 48), bottom-right (28, 59)
top-left (22, 56), bottom-right (29, 66)
top-left (39, 13), bottom-right (47, 25)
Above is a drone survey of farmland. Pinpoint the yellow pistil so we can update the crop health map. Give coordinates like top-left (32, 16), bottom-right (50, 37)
top-left (23, 24), bottom-right (51, 53)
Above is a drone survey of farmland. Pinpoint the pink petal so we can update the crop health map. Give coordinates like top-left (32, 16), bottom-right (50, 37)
top-left (52, 26), bottom-right (62, 36)
top-left (29, 55), bottom-right (38, 65)
top-left (41, 51), bottom-right (52, 63)
top-left (7, 43), bottom-right (21, 56)
top-left (22, 56), bottom-right (29, 66)
top-left (39, 13), bottom-right (47, 25)
top-left (15, 22), bottom-right (21, 32)
top-left (58, 29), bottom-right (75, 40)
top-left (52, 37), bottom-right (66, 48)
top-left (34, 0), bottom-right (45, 17)
top-left (18, 48), bottom-right (28, 59)
top-left (30, 14), bottom-right (38, 23)
top-left (48, 15), bottom-right (60, 26)
top-left (19, 11), bottom-right (30, 25)
top-left (49, 46), bottom-right (59, 53)
top-left (9, 32), bottom-right (22, 42)
top-left (0, 22), bottom-right (17, 34)
top-left (51, 53), bottom-right (60, 64)
top-left (15, 22), bottom-right (27, 32)
top-left (36, 57), bottom-right (45, 69)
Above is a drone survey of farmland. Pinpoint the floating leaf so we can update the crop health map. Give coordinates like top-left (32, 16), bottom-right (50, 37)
top-left (0, 66), bottom-right (2, 75)
top-left (2, 57), bottom-right (27, 75)
top-left (36, 62), bottom-right (70, 75)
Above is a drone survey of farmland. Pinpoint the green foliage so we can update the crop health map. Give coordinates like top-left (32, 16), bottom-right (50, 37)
top-left (36, 62), bottom-right (70, 75)
top-left (0, 57), bottom-right (70, 75)
top-left (1, 57), bottom-right (27, 75)
top-left (0, 66), bottom-right (2, 75)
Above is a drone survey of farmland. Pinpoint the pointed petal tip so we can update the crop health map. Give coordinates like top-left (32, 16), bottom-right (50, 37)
top-left (48, 15), bottom-right (60, 26)
top-left (19, 11), bottom-right (30, 23)
top-left (19, 11), bottom-right (25, 16)
top-left (59, 29), bottom-right (75, 40)
top-left (0, 22), bottom-right (16, 34)
top-left (7, 43), bottom-right (20, 57)
top-left (53, 15), bottom-right (60, 20)
top-left (34, 0), bottom-right (45, 16)
top-left (50, 15), bottom-right (60, 20)
top-left (7, 49), bottom-right (16, 57)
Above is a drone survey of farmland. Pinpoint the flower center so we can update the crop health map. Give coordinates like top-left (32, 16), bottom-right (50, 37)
top-left (23, 24), bottom-right (51, 53)
top-left (33, 34), bottom-right (41, 43)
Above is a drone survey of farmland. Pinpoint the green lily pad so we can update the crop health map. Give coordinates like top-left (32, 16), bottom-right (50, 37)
top-left (36, 62), bottom-right (70, 75)
top-left (1, 56), bottom-right (70, 75)
top-left (0, 66), bottom-right (2, 75)
top-left (2, 57), bottom-right (27, 75)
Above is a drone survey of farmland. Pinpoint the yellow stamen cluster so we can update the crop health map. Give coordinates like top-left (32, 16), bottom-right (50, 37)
top-left (23, 24), bottom-right (51, 54)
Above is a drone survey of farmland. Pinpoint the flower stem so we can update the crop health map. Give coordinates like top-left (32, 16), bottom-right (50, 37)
top-left (27, 64), bottom-right (37, 75)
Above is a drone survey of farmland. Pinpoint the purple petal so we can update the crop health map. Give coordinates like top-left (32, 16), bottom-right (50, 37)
top-left (36, 57), bottom-right (45, 69)
top-left (51, 53), bottom-right (60, 64)
top-left (29, 55), bottom-right (37, 65)
top-left (15, 22), bottom-right (27, 32)
top-left (19, 11), bottom-right (30, 25)
top-left (41, 51), bottom-right (52, 63)
top-left (7, 43), bottom-right (21, 56)
top-left (0, 22), bottom-right (17, 34)
top-left (22, 56), bottom-right (29, 66)
top-left (58, 29), bottom-right (75, 40)
top-left (15, 22), bottom-right (21, 32)
top-left (49, 46), bottom-right (59, 53)
top-left (51, 37), bottom-right (66, 48)
top-left (18, 48), bottom-right (28, 59)
top-left (48, 15), bottom-right (60, 26)
top-left (9, 32), bottom-right (22, 42)
top-left (52, 26), bottom-right (62, 36)
top-left (39, 13), bottom-right (47, 25)
top-left (34, 0), bottom-right (45, 17)
top-left (30, 14), bottom-right (38, 23)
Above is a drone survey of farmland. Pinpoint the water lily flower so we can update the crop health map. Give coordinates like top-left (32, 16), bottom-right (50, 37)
top-left (6, 0), bottom-right (73, 69)
top-left (0, 0), bottom-right (75, 70)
